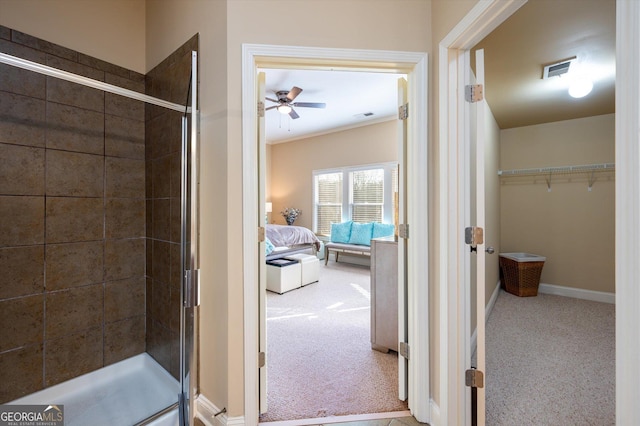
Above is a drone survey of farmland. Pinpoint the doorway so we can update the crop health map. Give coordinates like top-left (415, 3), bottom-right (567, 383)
top-left (439, 0), bottom-right (637, 424)
top-left (241, 44), bottom-right (430, 426)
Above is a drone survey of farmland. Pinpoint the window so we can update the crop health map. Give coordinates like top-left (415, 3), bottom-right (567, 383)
top-left (313, 163), bottom-right (398, 236)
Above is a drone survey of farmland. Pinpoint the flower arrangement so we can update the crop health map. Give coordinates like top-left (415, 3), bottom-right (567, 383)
top-left (281, 207), bottom-right (301, 225)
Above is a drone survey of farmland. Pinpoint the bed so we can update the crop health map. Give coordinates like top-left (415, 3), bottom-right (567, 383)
top-left (265, 224), bottom-right (321, 261)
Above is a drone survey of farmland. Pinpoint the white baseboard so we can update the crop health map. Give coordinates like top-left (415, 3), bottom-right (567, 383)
top-left (196, 395), bottom-right (245, 426)
top-left (429, 399), bottom-right (441, 426)
top-left (471, 281), bottom-right (501, 353)
top-left (538, 283), bottom-right (615, 304)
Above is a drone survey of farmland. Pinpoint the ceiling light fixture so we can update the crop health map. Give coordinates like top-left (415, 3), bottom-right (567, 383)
top-left (277, 104), bottom-right (292, 114)
top-left (568, 77), bottom-right (593, 98)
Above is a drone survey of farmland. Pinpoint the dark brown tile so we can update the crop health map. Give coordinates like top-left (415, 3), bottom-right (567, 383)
top-left (47, 78), bottom-right (105, 113)
top-left (0, 294), bottom-right (44, 352)
top-left (105, 157), bottom-right (145, 198)
top-left (0, 345), bottom-right (43, 403)
top-left (145, 200), bottom-right (153, 239)
top-left (0, 196), bottom-right (44, 247)
top-left (12, 31), bottom-right (77, 62)
top-left (169, 330), bottom-right (180, 380)
top-left (105, 92), bottom-right (145, 123)
top-left (0, 91), bottom-right (46, 147)
top-left (170, 152), bottom-right (181, 199)
top-left (147, 113), bottom-right (174, 159)
top-left (146, 319), bottom-right (171, 372)
top-left (105, 114), bottom-right (145, 159)
top-left (145, 277), bottom-right (152, 318)
top-left (0, 26), bottom-right (9, 40)
top-left (151, 278), bottom-right (170, 329)
top-left (170, 197), bottom-right (181, 243)
top-left (45, 197), bottom-right (103, 243)
top-left (169, 242), bottom-right (181, 297)
top-left (78, 55), bottom-right (130, 80)
top-left (45, 284), bottom-right (103, 339)
top-left (0, 39), bottom-right (46, 97)
top-left (104, 238), bottom-right (145, 281)
top-left (105, 198), bottom-right (145, 239)
top-left (151, 240), bottom-right (170, 284)
top-left (0, 143), bottom-right (45, 195)
top-left (170, 52), bottom-right (194, 105)
top-left (151, 156), bottom-right (171, 198)
top-left (45, 241), bottom-right (104, 291)
top-left (105, 277), bottom-right (145, 323)
top-left (104, 316), bottom-right (145, 366)
top-left (46, 150), bottom-right (104, 197)
top-left (46, 55), bottom-right (103, 80)
top-left (0, 245), bottom-right (44, 299)
top-left (46, 102), bottom-right (104, 154)
top-left (152, 198), bottom-right (171, 241)
top-left (45, 327), bottom-right (103, 387)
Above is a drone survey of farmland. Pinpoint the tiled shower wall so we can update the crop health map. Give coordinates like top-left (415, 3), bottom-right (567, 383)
top-left (144, 35), bottom-right (198, 380)
top-left (0, 27), bottom-right (146, 402)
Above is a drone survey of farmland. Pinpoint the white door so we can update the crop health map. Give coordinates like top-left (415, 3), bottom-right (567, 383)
top-left (397, 77), bottom-right (409, 401)
top-left (258, 71), bottom-right (268, 414)
top-left (467, 48), bottom-right (487, 425)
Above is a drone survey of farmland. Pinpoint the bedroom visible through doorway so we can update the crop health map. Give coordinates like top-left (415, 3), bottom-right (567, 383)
top-left (259, 66), bottom-right (408, 423)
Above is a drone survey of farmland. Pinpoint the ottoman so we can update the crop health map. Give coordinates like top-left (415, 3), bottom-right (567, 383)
top-left (285, 253), bottom-right (320, 286)
top-left (266, 258), bottom-right (301, 294)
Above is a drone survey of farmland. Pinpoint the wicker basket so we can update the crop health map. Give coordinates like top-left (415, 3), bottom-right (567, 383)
top-left (499, 255), bottom-right (545, 297)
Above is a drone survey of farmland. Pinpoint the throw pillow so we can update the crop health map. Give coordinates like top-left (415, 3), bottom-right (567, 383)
top-left (265, 237), bottom-right (275, 255)
top-left (372, 222), bottom-right (395, 239)
top-left (330, 221), bottom-right (353, 243)
top-left (348, 222), bottom-right (374, 246)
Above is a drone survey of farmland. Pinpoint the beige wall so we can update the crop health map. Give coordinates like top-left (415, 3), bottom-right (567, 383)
top-left (500, 114), bottom-right (615, 293)
top-left (269, 121), bottom-right (397, 229)
top-left (0, 0), bottom-right (146, 73)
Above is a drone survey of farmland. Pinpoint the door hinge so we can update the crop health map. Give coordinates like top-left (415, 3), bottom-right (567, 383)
top-left (184, 269), bottom-right (201, 308)
top-left (258, 101), bottom-right (265, 118)
top-left (399, 342), bottom-right (410, 360)
top-left (465, 84), bottom-right (484, 103)
top-left (465, 368), bottom-right (484, 388)
top-left (258, 351), bottom-right (266, 368)
top-left (398, 224), bottom-right (409, 239)
top-left (258, 226), bottom-right (265, 242)
top-left (465, 226), bottom-right (483, 252)
top-left (398, 103), bottom-right (409, 120)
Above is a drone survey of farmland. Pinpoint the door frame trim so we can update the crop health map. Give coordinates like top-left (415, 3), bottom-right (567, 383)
top-left (437, 1), bottom-right (527, 425)
top-left (241, 44), bottom-right (429, 425)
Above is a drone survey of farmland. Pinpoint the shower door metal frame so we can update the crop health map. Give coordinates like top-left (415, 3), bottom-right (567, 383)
top-left (0, 50), bottom-right (200, 426)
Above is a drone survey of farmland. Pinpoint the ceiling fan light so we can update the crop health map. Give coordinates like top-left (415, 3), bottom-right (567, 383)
top-left (568, 78), bottom-right (593, 98)
top-left (277, 104), bottom-right (292, 114)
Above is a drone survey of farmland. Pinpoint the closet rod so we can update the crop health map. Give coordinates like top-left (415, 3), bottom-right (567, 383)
top-left (0, 52), bottom-right (188, 113)
top-left (498, 163), bottom-right (615, 176)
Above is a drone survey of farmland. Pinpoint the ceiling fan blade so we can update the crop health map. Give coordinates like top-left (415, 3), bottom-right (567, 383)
top-left (292, 102), bottom-right (326, 109)
top-left (288, 108), bottom-right (300, 119)
top-left (265, 97), bottom-right (279, 103)
top-left (286, 86), bottom-right (303, 101)
top-left (265, 105), bottom-right (278, 111)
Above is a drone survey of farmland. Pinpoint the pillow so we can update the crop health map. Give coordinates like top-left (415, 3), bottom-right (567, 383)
top-left (372, 222), bottom-right (395, 239)
top-left (348, 222), bottom-right (374, 246)
top-left (330, 221), bottom-right (353, 243)
top-left (265, 237), bottom-right (275, 256)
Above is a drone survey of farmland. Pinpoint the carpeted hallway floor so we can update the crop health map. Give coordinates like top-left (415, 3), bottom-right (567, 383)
top-left (259, 261), bottom-right (408, 423)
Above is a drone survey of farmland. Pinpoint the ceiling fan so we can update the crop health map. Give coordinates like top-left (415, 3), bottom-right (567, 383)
top-left (265, 86), bottom-right (326, 119)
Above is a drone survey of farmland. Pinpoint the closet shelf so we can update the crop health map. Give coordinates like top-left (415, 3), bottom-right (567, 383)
top-left (498, 163), bottom-right (615, 177)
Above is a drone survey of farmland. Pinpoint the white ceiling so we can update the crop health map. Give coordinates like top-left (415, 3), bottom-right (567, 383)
top-left (262, 0), bottom-right (615, 143)
top-left (262, 68), bottom-right (404, 144)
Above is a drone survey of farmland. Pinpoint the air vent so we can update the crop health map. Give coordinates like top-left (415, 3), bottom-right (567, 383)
top-left (354, 112), bottom-right (375, 119)
top-left (542, 57), bottom-right (576, 79)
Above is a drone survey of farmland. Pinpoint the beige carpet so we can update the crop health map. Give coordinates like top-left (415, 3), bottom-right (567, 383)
top-left (259, 262), bottom-right (408, 423)
top-left (485, 290), bottom-right (615, 425)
